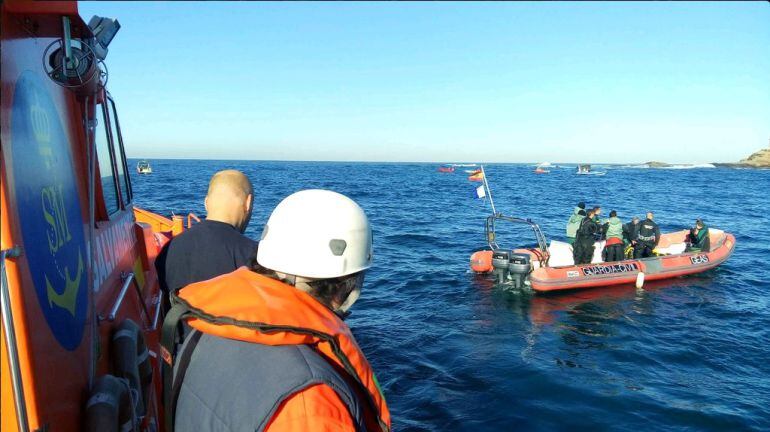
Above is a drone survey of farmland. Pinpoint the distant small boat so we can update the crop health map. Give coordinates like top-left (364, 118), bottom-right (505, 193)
top-left (576, 164), bottom-right (606, 176)
top-left (438, 164), bottom-right (455, 173)
top-left (137, 160), bottom-right (153, 174)
top-left (534, 163), bottom-right (550, 174)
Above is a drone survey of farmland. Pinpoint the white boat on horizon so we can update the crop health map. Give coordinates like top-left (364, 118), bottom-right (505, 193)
top-left (576, 164), bottom-right (606, 176)
top-left (137, 160), bottom-right (153, 174)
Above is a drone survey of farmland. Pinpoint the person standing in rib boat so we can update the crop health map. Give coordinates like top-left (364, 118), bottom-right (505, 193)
top-left (634, 212), bottom-right (661, 258)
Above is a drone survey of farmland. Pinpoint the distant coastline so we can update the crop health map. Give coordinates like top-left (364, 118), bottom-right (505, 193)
top-left (615, 146), bottom-right (770, 169)
top-left (714, 146), bottom-right (770, 168)
top-left (645, 146), bottom-right (770, 169)
top-left (128, 146), bottom-right (770, 167)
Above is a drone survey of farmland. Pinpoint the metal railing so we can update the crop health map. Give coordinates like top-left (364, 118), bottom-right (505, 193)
top-left (1, 245), bottom-right (29, 432)
top-left (105, 272), bottom-right (153, 327)
top-left (485, 214), bottom-right (550, 266)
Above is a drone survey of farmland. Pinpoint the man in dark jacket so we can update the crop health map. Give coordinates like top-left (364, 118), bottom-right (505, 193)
top-left (623, 217), bottom-right (640, 245)
top-left (622, 217), bottom-right (640, 258)
top-left (573, 207), bottom-right (600, 265)
top-left (156, 170), bottom-right (258, 293)
top-left (633, 212), bottom-right (661, 258)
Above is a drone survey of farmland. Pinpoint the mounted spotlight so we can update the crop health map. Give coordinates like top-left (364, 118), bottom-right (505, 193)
top-left (43, 17), bottom-right (105, 96)
top-left (87, 16), bottom-right (121, 61)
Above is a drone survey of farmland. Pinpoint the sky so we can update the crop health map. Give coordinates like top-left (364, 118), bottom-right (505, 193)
top-left (79, 2), bottom-right (770, 164)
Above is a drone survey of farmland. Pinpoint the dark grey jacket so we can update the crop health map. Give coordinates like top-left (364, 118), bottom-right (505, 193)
top-left (173, 331), bottom-right (366, 432)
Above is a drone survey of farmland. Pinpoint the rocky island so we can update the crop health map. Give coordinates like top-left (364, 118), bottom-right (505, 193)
top-left (737, 147), bottom-right (770, 168)
top-left (643, 144), bottom-right (770, 169)
top-left (712, 145), bottom-right (770, 169)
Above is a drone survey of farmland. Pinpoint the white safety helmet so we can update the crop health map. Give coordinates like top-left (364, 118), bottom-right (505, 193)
top-left (256, 189), bottom-right (373, 279)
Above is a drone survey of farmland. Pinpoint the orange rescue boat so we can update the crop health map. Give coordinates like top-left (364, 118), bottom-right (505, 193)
top-left (469, 214), bottom-right (735, 293)
top-left (1, 2), bottom-right (199, 430)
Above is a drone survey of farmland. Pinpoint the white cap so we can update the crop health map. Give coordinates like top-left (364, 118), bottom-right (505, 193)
top-left (256, 189), bottom-right (373, 279)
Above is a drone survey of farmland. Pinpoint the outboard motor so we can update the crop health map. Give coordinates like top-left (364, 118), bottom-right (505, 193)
top-left (508, 253), bottom-right (532, 290)
top-left (491, 250), bottom-right (511, 284)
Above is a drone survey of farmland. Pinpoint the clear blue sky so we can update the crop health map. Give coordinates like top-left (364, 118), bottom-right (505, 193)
top-left (79, 2), bottom-right (770, 163)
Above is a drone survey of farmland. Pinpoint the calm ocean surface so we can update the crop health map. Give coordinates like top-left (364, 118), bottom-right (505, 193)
top-left (130, 159), bottom-right (770, 431)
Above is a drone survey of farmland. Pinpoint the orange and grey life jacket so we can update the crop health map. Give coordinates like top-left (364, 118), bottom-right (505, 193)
top-left (160, 267), bottom-right (390, 432)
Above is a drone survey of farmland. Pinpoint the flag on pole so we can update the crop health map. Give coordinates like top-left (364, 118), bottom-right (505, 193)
top-left (474, 184), bottom-right (486, 199)
top-left (468, 171), bottom-right (484, 182)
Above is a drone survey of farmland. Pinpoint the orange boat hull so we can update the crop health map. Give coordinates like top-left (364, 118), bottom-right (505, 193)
top-left (529, 233), bottom-right (735, 292)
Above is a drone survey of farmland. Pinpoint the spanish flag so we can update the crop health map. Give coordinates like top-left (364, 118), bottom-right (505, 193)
top-left (468, 170), bottom-right (484, 182)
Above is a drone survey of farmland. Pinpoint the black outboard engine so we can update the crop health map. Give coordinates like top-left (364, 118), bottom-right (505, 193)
top-left (508, 253), bottom-right (531, 290)
top-left (491, 250), bottom-right (511, 284)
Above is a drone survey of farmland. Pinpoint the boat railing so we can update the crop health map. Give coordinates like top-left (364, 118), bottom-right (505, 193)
top-left (134, 207), bottom-right (201, 236)
top-left (187, 213), bottom-right (201, 228)
top-left (104, 272), bottom-right (153, 327)
top-left (1, 245), bottom-right (29, 432)
top-left (485, 214), bottom-right (550, 265)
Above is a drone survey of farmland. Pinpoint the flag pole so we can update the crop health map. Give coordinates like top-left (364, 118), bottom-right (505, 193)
top-left (480, 165), bottom-right (497, 215)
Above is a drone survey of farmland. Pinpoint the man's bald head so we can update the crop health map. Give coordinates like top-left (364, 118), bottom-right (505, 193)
top-left (204, 170), bottom-right (254, 233)
top-left (207, 170), bottom-right (253, 200)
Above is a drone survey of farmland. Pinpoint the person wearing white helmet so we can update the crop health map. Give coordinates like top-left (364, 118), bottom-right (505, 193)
top-left (255, 188), bottom-right (373, 316)
top-left (163, 189), bottom-right (390, 432)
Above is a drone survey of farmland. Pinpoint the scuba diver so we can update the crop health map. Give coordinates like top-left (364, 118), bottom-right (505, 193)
top-left (565, 201), bottom-right (586, 245)
top-left (634, 211), bottom-right (661, 258)
top-left (602, 210), bottom-right (625, 262)
top-left (686, 218), bottom-right (710, 252)
top-left (573, 207), bottom-right (600, 265)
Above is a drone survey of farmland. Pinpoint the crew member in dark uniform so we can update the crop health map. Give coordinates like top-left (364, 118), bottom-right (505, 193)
top-left (633, 211), bottom-right (661, 258)
top-left (156, 170), bottom-right (258, 293)
top-left (573, 207), bottom-right (600, 265)
top-left (622, 216), bottom-right (640, 258)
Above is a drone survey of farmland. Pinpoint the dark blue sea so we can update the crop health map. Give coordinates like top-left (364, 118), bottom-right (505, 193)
top-left (130, 160), bottom-right (770, 431)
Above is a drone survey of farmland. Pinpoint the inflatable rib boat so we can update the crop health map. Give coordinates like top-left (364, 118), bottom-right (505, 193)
top-left (470, 214), bottom-right (735, 293)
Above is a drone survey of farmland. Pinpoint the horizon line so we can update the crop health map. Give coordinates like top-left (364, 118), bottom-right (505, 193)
top-left (125, 156), bottom-right (733, 165)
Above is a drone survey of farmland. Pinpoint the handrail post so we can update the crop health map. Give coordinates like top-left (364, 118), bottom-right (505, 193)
top-left (171, 215), bottom-right (184, 236)
top-left (1, 246), bottom-right (30, 432)
top-left (106, 272), bottom-right (134, 321)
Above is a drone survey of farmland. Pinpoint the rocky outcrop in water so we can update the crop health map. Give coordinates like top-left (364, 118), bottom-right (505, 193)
top-left (712, 147), bottom-right (770, 168)
top-left (738, 148), bottom-right (770, 167)
top-left (644, 161), bottom-right (672, 168)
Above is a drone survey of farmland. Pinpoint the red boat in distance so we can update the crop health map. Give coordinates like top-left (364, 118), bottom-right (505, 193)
top-left (534, 163), bottom-right (550, 174)
top-left (438, 164), bottom-right (455, 173)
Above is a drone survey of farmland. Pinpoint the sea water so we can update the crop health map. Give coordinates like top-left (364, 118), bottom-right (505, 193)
top-left (131, 160), bottom-right (770, 431)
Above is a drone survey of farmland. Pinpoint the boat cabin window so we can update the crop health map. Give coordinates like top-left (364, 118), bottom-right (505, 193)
top-left (94, 102), bottom-right (120, 216)
top-left (107, 99), bottom-right (132, 205)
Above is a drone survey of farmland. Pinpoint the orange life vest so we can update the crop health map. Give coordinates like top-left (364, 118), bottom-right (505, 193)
top-left (162, 267), bottom-right (391, 432)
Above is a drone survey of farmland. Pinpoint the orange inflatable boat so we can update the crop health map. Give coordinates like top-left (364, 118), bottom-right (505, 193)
top-left (470, 214), bottom-right (735, 293)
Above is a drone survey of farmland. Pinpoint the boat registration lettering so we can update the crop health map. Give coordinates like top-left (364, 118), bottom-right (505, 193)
top-left (566, 270), bottom-right (580, 278)
top-left (690, 254), bottom-right (709, 265)
top-left (582, 262), bottom-right (639, 276)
